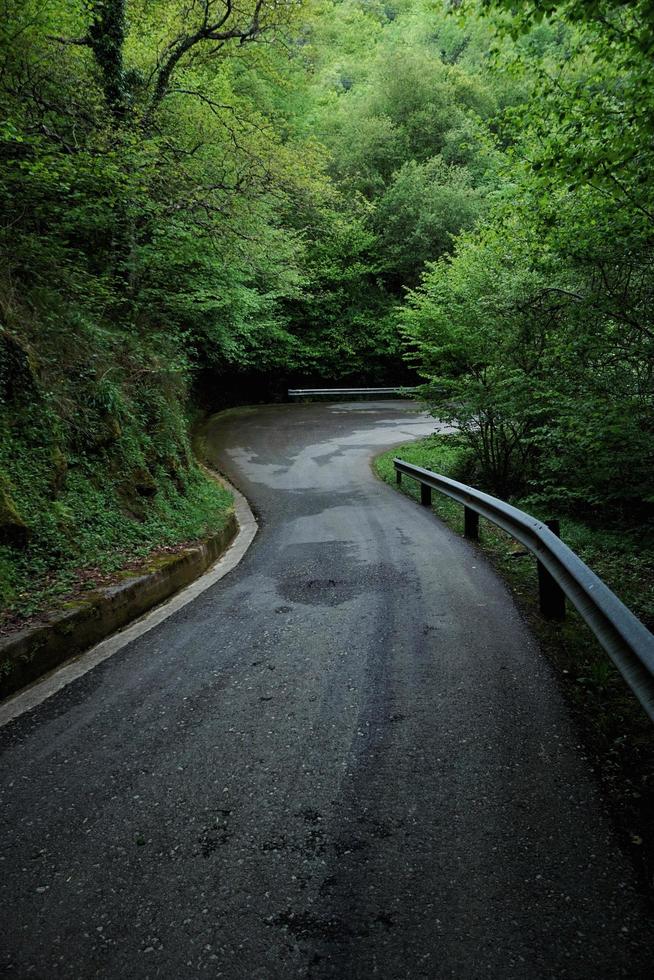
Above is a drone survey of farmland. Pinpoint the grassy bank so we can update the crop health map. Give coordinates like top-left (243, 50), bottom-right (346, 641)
top-left (0, 349), bottom-right (232, 632)
top-left (375, 432), bottom-right (654, 898)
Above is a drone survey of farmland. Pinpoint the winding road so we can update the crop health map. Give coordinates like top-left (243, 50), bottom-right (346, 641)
top-left (1, 401), bottom-right (652, 978)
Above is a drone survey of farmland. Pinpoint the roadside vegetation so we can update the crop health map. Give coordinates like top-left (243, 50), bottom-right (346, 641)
top-left (1, 2), bottom-right (653, 680)
top-left (402, 2), bottom-right (654, 528)
top-left (0, 0), bottom-right (511, 620)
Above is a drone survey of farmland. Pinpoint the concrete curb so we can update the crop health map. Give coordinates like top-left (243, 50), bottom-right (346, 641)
top-left (0, 513), bottom-right (237, 701)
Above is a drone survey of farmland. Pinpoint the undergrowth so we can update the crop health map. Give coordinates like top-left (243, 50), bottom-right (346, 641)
top-left (0, 323), bottom-right (232, 628)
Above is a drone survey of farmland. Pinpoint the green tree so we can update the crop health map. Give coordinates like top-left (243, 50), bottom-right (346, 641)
top-left (402, 1), bottom-right (654, 516)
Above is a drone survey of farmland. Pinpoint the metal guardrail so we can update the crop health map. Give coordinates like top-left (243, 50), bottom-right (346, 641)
top-left (288, 387), bottom-right (417, 398)
top-left (394, 458), bottom-right (654, 722)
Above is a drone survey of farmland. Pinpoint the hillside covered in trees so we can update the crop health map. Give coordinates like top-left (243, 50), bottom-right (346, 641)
top-left (1, 0), bottom-right (653, 622)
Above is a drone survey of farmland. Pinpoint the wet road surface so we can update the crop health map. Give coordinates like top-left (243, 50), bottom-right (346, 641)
top-left (1, 401), bottom-right (652, 978)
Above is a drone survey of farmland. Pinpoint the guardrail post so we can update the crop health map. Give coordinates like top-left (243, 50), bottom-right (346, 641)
top-left (396, 468), bottom-right (402, 485)
top-left (464, 506), bottom-right (479, 541)
top-left (420, 483), bottom-right (432, 507)
top-left (537, 520), bottom-right (566, 620)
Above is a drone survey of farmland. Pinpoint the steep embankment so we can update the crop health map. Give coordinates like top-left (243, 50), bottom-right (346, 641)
top-left (0, 327), bottom-right (232, 632)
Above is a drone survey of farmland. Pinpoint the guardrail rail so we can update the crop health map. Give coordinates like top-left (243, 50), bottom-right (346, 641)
top-left (288, 386), bottom-right (417, 399)
top-left (393, 458), bottom-right (654, 722)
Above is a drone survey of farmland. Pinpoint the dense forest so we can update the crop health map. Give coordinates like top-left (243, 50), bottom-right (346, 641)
top-left (1, 0), bottom-right (653, 621)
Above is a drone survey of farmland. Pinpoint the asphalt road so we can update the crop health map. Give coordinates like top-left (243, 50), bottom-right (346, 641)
top-left (1, 401), bottom-right (652, 979)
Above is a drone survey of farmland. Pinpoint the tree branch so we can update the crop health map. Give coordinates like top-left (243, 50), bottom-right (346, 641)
top-left (539, 287), bottom-right (654, 340)
top-left (145, 0), bottom-right (267, 122)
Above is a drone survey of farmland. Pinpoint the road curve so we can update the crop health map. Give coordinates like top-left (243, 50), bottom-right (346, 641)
top-left (1, 401), bottom-right (652, 979)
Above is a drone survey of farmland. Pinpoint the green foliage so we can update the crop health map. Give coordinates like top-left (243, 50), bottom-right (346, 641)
top-left (2, 0), bottom-right (653, 619)
top-left (374, 157), bottom-right (487, 289)
top-left (280, 0), bottom-right (503, 377)
top-left (0, 321), bottom-right (232, 618)
top-left (374, 433), bottom-right (472, 518)
top-left (402, 1), bottom-right (654, 520)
